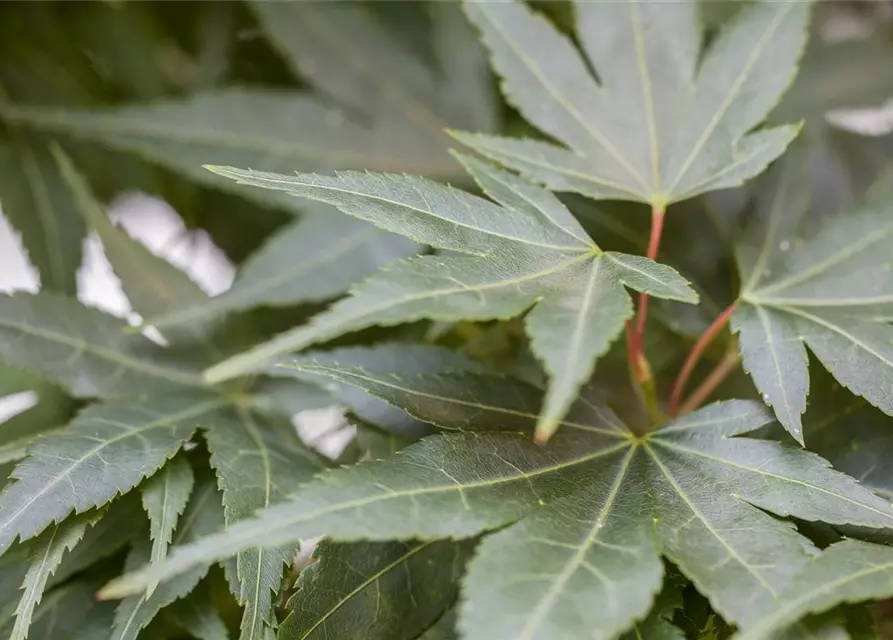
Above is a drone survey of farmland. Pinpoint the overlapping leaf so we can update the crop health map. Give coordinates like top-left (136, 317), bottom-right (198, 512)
top-left (736, 540), bottom-right (893, 640)
top-left (279, 538), bottom-right (474, 640)
top-left (0, 394), bottom-right (220, 556)
top-left (0, 292), bottom-right (204, 399)
top-left (732, 159), bottom-right (893, 443)
top-left (146, 211), bottom-right (419, 333)
top-left (201, 154), bottom-right (697, 441)
top-left (103, 370), bottom-right (893, 638)
top-left (202, 406), bottom-right (326, 640)
top-left (9, 510), bottom-right (101, 640)
top-left (109, 476), bottom-right (226, 640)
top-left (140, 453), bottom-right (194, 581)
top-left (454, 0), bottom-right (809, 206)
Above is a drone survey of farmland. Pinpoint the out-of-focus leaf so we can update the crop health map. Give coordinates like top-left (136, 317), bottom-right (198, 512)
top-left (0, 140), bottom-right (85, 295)
top-left (0, 366), bottom-right (72, 465)
top-left (0, 292), bottom-right (205, 399)
top-left (162, 579), bottom-right (230, 640)
top-left (147, 210), bottom-right (419, 332)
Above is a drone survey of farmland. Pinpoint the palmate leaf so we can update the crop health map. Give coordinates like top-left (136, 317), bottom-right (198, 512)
top-left (110, 476), bottom-right (226, 640)
top-left (201, 154), bottom-right (697, 441)
top-left (0, 393), bottom-right (222, 556)
top-left (103, 371), bottom-right (893, 638)
top-left (455, 0), bottom-right (810, 207)
top-left (732, 159), bottom-right (893, 443)
top-left (279, 538), bottom-right (475, 640)
top-left (10, 509), bottom-right (101, 640)
top-left (736, 540), bottom-right (893, 640)
top-left (0, 138), bottom-right (85, 296)
top-left (202, 405), bottom-right (327, 640)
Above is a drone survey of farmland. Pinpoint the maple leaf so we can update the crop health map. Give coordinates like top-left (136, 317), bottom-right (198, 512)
top-left (732, 158), bottom-right (893, 444)
top-left (102, 369), bottom-right (893, 638)
top-left (454, 0), bottom-right (811, 207)
top-left (198, 154), bottom-right (697, 441)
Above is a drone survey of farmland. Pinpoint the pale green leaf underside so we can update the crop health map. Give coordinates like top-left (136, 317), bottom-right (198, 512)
top-left (457, 0), bottom-right (810, 205)
top-left (736, 170), bottom-right (893, 443)
top-left (202, 160), bottom-right (695, 441)
top-left (736, 540), bottom-right (893, 640)
top-left (0, 394), bottom-right (220, 556)
top-left (104, 395), bottom-right (893, 636)
top-left (279, 538), bottom-right (473, 640)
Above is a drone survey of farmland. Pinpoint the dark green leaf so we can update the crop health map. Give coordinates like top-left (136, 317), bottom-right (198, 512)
top-left (0, 394), bottom-right (220, 555)
top-left (737, 540), bottom-right (893, 640)
top-left (104, 393), bottom-right (893, 635)
top-left (279, 538), bottom-right (474, 640)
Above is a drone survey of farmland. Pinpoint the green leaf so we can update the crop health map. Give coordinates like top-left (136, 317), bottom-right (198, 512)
top-left (146, 211), bottom-right (419, 332)
top-left (51, 145), bottom-right (217, 344)
top-left (10, 510), bottom-right (101, 640)
top-left (736, 540), bottom-right (893, 640)
top-left (419, 609), bottom-right (459, 640)
top-left (201, 156), bottom-right (696, 441)
top-left (279, 538), bottom-right (474, 640)
top-left (733, 160), bottom-right (893, 444)
top-left (162, 579), bottom-right (230, 640)
top-left (455, 0), bottom-right (809, 206)
top-left (103, 393), bottom-right (893, 635)
top-left (283, 342), bottom-right (487, 438)
top-left (0, 394), bottom-right (220, 555)
top-left (0, 366), bottom-right (72, 465)
top-left (110, 476), bottom-right (226, 640)
top-left (4, 580), bottom-right (112, 640)
top-left (140, 453), bottom-right (195, 589)
top-left (620, 570), bottom-right (686, 640)
top-left (203, 406), bottom-right (326, 640)
top-left (0, 292), bottom-right (205, 399)
top-left (0, 139), bottom-right (85, 295)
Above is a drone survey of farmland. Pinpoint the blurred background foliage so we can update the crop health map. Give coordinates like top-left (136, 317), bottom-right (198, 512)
top-left (0, 1), bottom-right (891, 637)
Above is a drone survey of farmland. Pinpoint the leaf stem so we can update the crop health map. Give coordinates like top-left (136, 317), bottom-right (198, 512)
top-left (668, 301), bottom-right (737, 416)
top-left (678, 347), bottom-right (741, 415)
top-left (626, 204), bottom-right (665, 382)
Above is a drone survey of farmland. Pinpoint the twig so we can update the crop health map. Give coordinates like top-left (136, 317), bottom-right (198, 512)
top-left (668, 301), bottom-right (737, 416)
top-left (678, 348), bottom-right (742, 415)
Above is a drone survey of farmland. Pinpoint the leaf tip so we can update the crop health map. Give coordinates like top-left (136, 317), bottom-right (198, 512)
top-left (534, 418), bottom-right (559, 445)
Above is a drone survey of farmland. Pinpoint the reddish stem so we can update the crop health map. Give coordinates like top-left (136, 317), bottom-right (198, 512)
top-left (678, 349), bottom-right (741, 415)
top-left (668, 301), bottom-right (738, 416)
top-left (627, 205), bottom-right (666, 375)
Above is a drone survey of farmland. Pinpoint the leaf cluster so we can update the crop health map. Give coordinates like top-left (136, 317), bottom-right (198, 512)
top-left (0, 1), bottom-right (892, 639)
